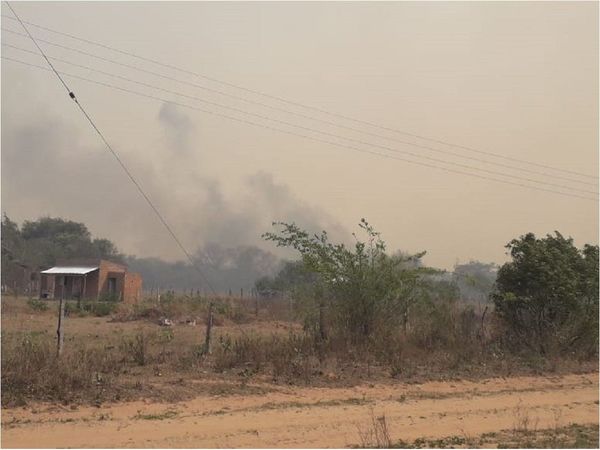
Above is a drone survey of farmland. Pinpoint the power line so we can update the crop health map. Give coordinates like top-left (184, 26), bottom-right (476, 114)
top-left (4, 2), bottom-right (218, 295)
top-left (3, 42), bottom-right (597, 197)
top-left (2, 13), bottom-right (597, 181)
top-left (2, 26), bottom-right (596, 188)
top-left (3, 55), bottom-right (597, 202)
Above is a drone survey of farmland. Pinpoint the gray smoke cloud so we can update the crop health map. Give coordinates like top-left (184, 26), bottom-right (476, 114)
top-left (158, 102), bottom-right (194, 154)
top-left (2, 101), bottom-right (349, 266)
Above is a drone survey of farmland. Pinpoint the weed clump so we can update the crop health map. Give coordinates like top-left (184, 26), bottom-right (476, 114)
top-left (1, 332), bottom-right (121, 406)
top-left (26, 298), bottom-right (48, 312)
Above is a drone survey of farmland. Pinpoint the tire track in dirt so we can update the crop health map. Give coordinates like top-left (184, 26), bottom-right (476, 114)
top-left (2, 372), bottom-right (598, 448)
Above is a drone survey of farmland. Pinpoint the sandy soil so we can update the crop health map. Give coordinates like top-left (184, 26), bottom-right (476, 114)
top-left (2, 372), bottom-right (598, 448)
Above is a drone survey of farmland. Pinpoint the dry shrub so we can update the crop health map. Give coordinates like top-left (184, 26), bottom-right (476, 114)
top-left (351, 299), bottom-right (489, 378)
top-left (2, 291), bottom-right (595, 407)
top-left (119, 331), bottom-right (151, 366)
top-left (512, 399), bottom-right (539, 435)
top-left (109, 296), bottom-right (205, 323)
top-left (177, 344), bottom-right (207, 370)
top-left (1, 332), bottom-right (121, 406)
top-left (210, 332), bottom-right (319, 382)
top-left (258, 297), bottom-right (295, 322)
top-left (267, 333), bottom-right (318, 382)
top-left (357, 410), bottom-right (393, 448)
top-left (112, 296), bottom-right (254, 326)
top-left (212, 334), bottom-right (265, 372)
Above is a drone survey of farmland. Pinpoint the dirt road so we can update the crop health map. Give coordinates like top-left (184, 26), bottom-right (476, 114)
top-left (2, 372), bottom-right (598, 448)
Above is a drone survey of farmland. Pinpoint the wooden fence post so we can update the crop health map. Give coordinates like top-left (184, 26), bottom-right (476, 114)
top-left (57, 286), bottom-right (65, 357)
top-left (318, 300), bottom-right (327, 341)
top-left (204, 302), bottom-right (214, 355)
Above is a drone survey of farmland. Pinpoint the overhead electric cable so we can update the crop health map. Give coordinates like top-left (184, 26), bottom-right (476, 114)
top-left (2, 27), bottom-right (596, 187)
top-left (2, 43), bottom-right (597, 196)
top-left (3, 55), bottom-right (597, 203)
top-left (4, 2), bottom-right (218, 295)
top-left (2, 13), bottom-right (596, 180)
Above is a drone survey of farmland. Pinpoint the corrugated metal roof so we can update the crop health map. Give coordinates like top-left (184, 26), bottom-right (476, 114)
top-left (41, 266), bottom-right (99, 275)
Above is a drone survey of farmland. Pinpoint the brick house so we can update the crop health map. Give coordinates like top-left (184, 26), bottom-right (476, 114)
top-left (40, 258), bottom-right (142, 303)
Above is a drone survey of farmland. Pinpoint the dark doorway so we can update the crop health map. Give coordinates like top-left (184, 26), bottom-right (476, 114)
top-left (107, 277), bottom-right (117, 295)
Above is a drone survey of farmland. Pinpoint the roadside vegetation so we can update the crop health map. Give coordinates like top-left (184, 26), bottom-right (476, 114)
top-left (355, 407), bottom-right (599, 448)
top-left (356, 424), bottom-right (599, 449)
top-left (1, 220), bottom-right (598, 407)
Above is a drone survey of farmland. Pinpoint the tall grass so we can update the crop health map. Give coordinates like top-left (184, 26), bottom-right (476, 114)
top-left (1, 294), bottom-right (596, 406)
top-left (1, 332), bottom-right (121, 406)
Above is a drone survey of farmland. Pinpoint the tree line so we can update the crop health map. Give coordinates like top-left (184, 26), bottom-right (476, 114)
top-left (1, 214), bottom-right (280, 294)
top-left (1, 214), bottom-right (499, 300)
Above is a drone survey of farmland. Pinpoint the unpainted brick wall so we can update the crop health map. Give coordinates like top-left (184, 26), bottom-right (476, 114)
top-left (123, 272), bottom-right (142, 304)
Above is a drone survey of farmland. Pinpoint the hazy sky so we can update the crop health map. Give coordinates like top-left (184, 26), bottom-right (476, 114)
top-left (2, 1), bottom-right (598, 270)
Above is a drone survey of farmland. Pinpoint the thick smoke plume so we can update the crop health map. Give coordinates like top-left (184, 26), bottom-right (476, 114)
top-left (2, 100), bottom-right (348, 290)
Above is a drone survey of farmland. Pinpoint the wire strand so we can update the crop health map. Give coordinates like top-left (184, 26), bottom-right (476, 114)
top-left (2, 13), bottom-right (597, 180)
top-left (2, 26), bottom-right (596, 187)
top-left (4, 3), bottom-right (218, 295)
top-left (3, 42), bottom-right (597, 196)
top-left (3, 55), bottom-right (597, 202)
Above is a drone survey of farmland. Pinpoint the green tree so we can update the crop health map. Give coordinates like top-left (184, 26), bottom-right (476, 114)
top-left (1, 214), bottom-right (23, 260)
top-left (20, 217), bottom-right (95, 267)
top-left (2, 215), bottom-right (125, 271)
top-left (492, 232), bottom-right (599, 355)
top-left (92, 238), bottom-right (123, 261)
top-left (263, 219), bottom-right (428, 341)
top-left (2, 214), bottom-right (26, 290)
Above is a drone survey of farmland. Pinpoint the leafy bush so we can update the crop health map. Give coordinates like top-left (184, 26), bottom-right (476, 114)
top-left (65, 301), bottom-right (118, 317)
top-left (263, 219), bottom-right (429, 342)
top-left (87, 302), bottom-right (118, 317)
top-left (26, 298), bottom-right (49, 312)
top-left (492, 232), bottom-right (598, 355)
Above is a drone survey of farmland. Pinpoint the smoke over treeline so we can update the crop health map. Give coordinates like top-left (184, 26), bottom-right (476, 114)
top-left (2, 213), bottom-right (499, 300)
top-left (126, 244), bottom-right (282, 294)
top-left (1, 214), bottom-right (282, 293)
top-left (2, 97), bottom-right (500, 296)
top-left (2, 100), bottom-right (349, 263)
